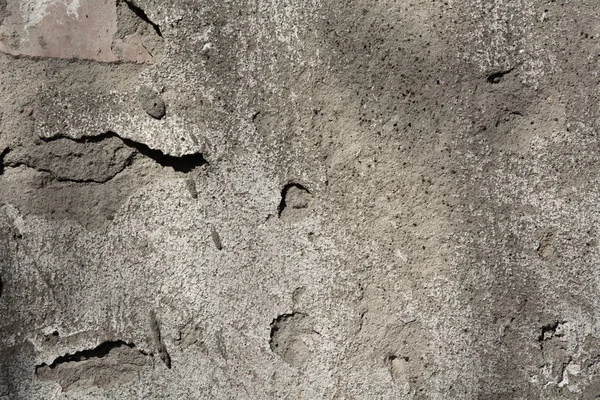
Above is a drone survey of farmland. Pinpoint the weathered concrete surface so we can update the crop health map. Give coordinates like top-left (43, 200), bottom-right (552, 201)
top-left (1, 0), bottom-right (600, 399)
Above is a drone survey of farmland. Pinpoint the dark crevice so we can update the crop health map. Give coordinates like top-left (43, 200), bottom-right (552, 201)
top-left (538, 320), bottom-right (565, 350)
top-left (120, 135), bottom-right (205, 173)
top-left (122, 0), bottom-right (162, 37)
top-left (3, 132), bottom-right (206, 184)
top-left (486, 67), bottom-right (515, 84)
top-left (277, 182), bottom-right (311, 217)
top-left (0, 148), bottom-right (9, 175)
top-left (43, 131), bottom-right (207, 174)
top-left (538, 321), bottom-right (560, 342)
top-left (387, 354), bottom-right (409, 363)
top-left (35, 340), bottom-right (141, 372)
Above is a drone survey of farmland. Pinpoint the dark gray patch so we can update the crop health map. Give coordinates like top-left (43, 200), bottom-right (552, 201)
top-left (0, 132), bottom-right (206, 230)
top-left (3, 136), bottom-right (134, 183)
top-left (215, 330), bottom-right (227, 360)
top-left (138, 87), bottom-right (166, 119)
top-left (0, 166), bottom-right (139, 230)
top-left (210, 226), bottom-right (222, 250)
top-left (37, 36), bottom-right (47, 49)
top-left (0, 341), bottom-right (35, 397)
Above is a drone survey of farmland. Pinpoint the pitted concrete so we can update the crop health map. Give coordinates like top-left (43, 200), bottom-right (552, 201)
top-left (1, 0), bottom-right (600, 399)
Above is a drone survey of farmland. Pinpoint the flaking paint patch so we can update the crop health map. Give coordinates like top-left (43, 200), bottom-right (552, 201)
top-left (5, 0), bottom-right (119, 61)
top-left (2, 0), bottom-right (158, 62)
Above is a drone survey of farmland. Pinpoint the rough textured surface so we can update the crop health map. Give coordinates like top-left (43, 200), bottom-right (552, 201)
top-left (2, 0), bottom-right (600, 399)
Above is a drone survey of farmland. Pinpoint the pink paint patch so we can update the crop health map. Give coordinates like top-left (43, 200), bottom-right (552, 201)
top-left (112, 33), bottom-right (153, 64)
top-left (0, 0), bottom-right (155, 63)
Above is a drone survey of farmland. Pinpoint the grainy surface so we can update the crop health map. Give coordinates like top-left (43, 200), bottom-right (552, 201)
top-left (1, 0), bottom-right (600, 399)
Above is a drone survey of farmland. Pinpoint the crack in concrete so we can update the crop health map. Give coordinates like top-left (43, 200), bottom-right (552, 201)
top-left (121, 0), bottom-right (162, 37)
top-left (35, 341), bottom-right (143, 371)
top-left (1, 131), bottom-right (207, 183)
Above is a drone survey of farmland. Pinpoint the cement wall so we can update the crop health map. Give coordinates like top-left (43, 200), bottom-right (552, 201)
top-left (1, 0), bottom-right (600, 398)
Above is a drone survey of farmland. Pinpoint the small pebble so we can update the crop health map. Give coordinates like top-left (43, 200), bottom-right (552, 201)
top-left (138, 86), bottom-right (166, 119)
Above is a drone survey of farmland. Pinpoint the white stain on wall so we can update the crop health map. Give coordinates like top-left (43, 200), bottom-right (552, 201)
top-left (21, 0), bottom-right (80, 31)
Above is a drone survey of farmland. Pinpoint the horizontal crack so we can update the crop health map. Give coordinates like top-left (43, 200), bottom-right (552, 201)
top-left (42, 131), bottom-right (206, 173)
top-left (34, 339), bottom-right (162, 391)
top-left (0, 50), bottom-right (141, 65)
top-left (35, 340), bottom-right (145, 371)
top-left (0, 132), bottom-right (207, 183)
top-left (3, 160), bottom-right (131, 184)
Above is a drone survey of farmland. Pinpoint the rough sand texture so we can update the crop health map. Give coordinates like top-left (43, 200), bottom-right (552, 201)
top-left (1, 0), bottom-right (600, 399)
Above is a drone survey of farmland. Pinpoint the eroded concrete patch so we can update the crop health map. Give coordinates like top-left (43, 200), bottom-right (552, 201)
top-left (35, 340), bottom-right (152, 391)
top-left (269, 313), bottom-right (319, 368)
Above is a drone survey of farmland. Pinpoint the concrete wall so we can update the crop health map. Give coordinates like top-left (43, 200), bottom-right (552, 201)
top-left (1, 0), bottom-right (600, 398)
